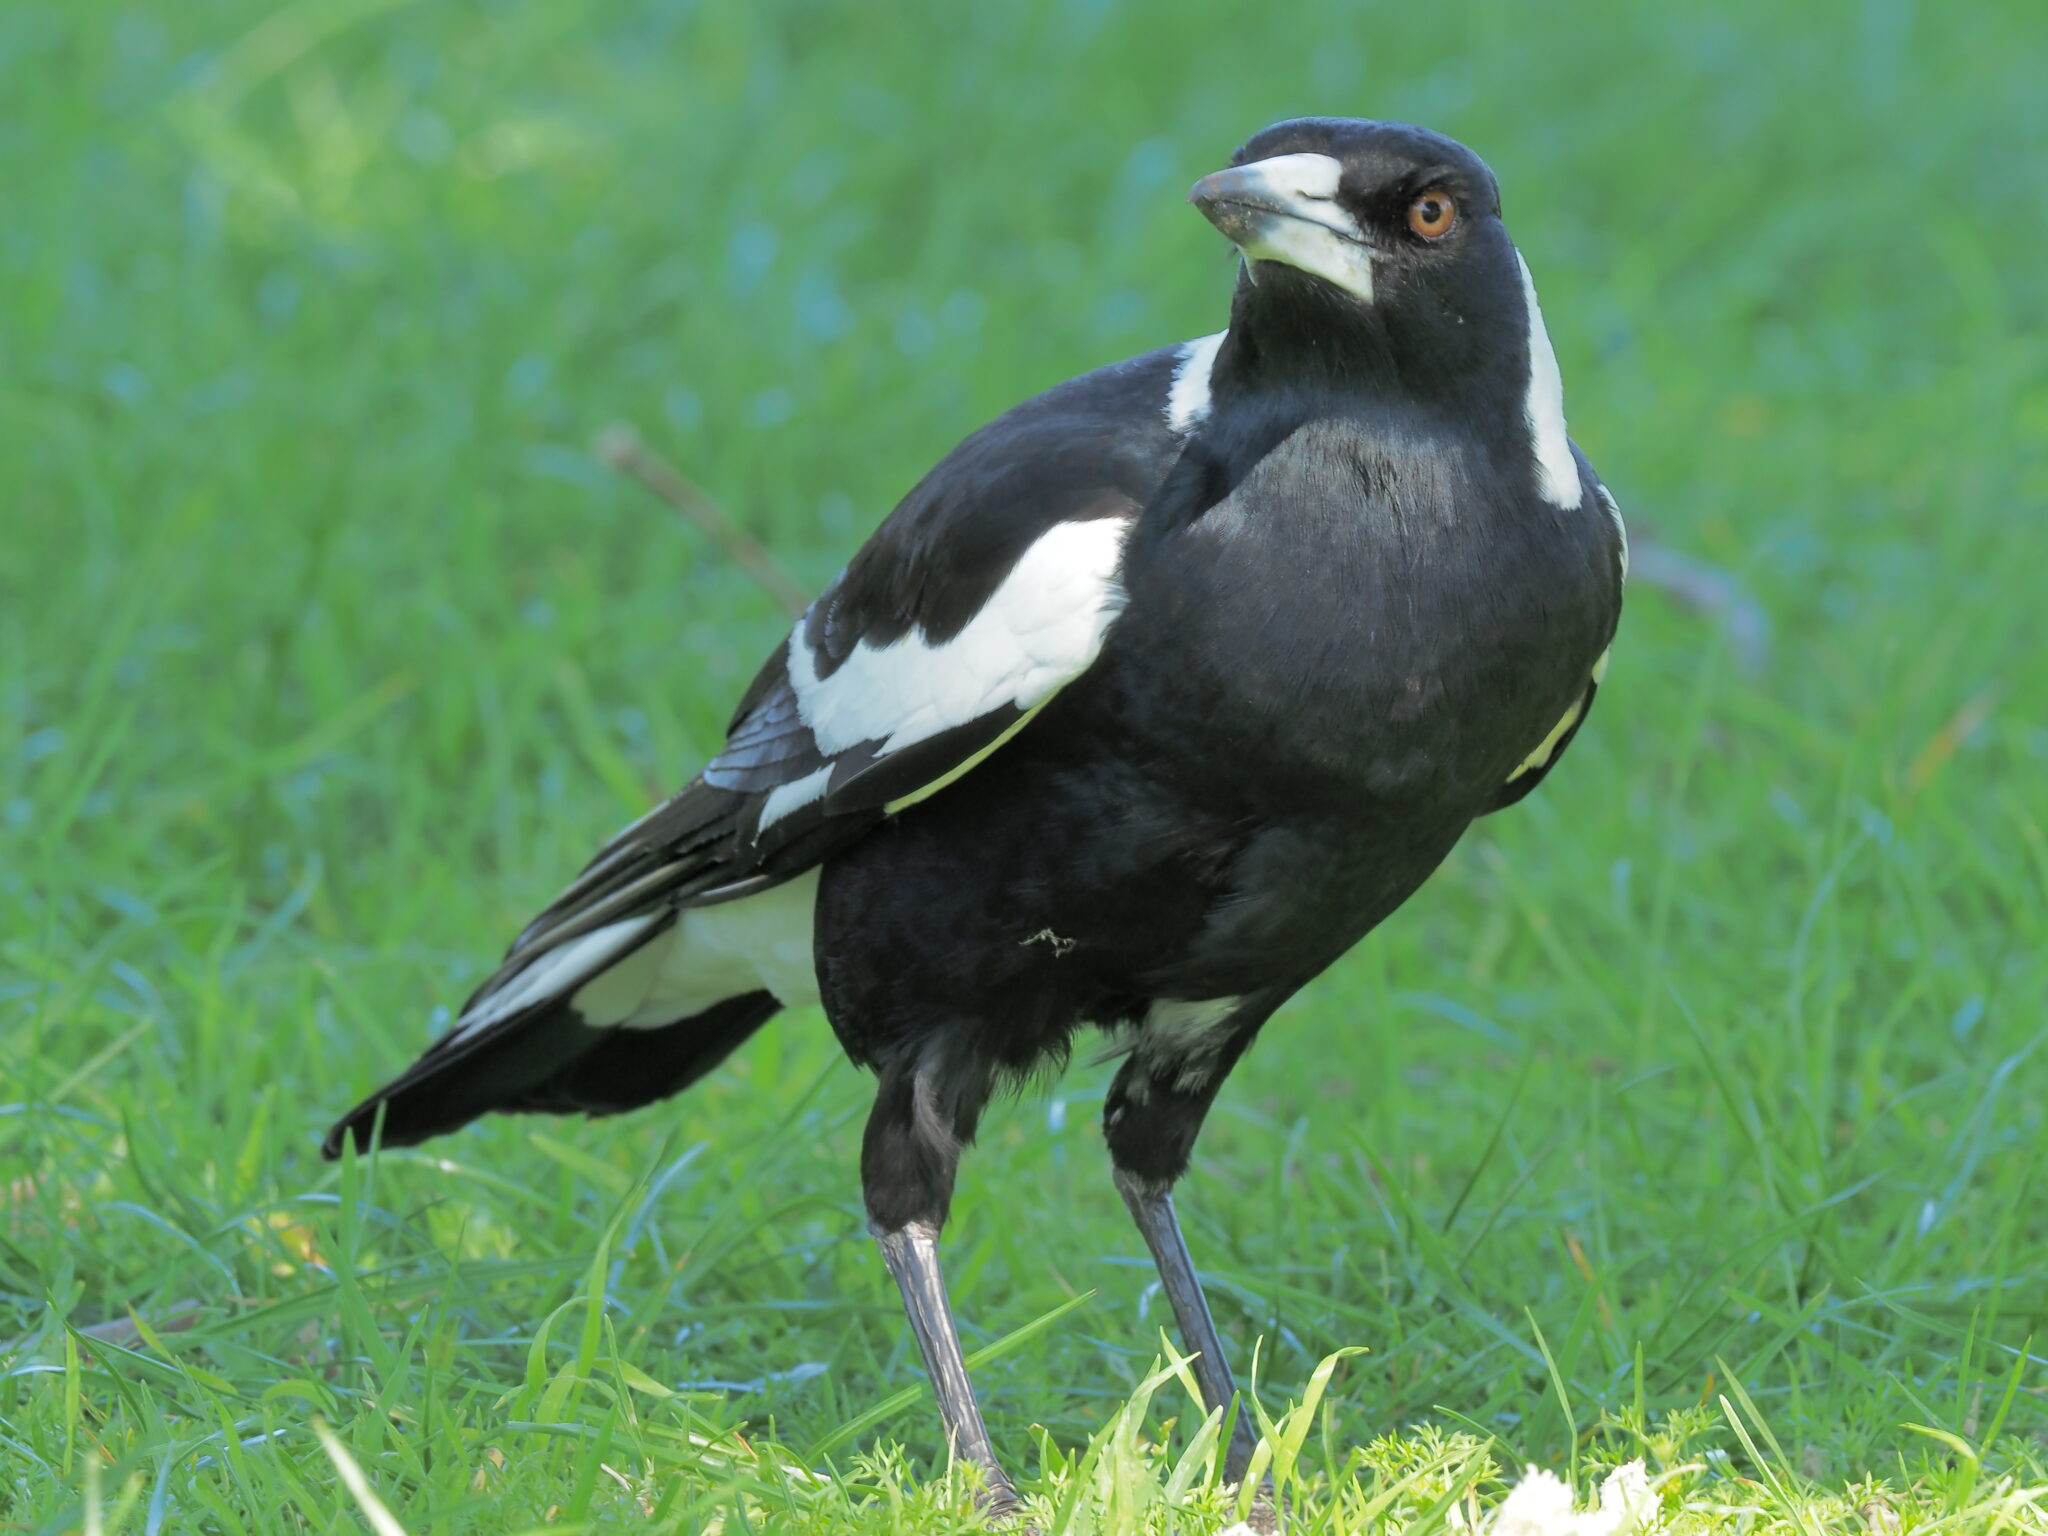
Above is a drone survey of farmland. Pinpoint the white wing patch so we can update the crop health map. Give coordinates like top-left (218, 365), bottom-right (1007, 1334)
top-left (1515, 252), bottom-right (1581, 510)
top-left (1166, 331), bottom-right (1227, 433)
top-left (574, 870), bottom-right (820, 1028)
top-left (756, 764), bottom-right (834, 834)
top-left (446, 873), bottom-right (820, 1042)
top-left (787, 516), bottom-right (1131, 758)
top-left (451, 913), bottom-right (659, 1039)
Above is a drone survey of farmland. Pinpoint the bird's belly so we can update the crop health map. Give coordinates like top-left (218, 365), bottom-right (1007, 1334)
top-left (813, 736), bottom-right (1465, 1067)
top-left (817, 491), bottom-right (1616, 1060)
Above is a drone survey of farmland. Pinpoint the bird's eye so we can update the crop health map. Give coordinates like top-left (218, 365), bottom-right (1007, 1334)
top-left (1406, 191), bottom-right (1457, 240)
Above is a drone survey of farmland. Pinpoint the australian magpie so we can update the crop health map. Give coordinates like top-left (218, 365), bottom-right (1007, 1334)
top-left (327, 116), bottom-right (1625, 1512)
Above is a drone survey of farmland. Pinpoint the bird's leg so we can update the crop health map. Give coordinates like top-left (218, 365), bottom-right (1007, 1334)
top-left (1112, 1166), bottom-right (1262, 1482)
top-left (1103, 1028), bottom-right (1269, 1498)
top-left (873, 1221), bottom-right (1014, 1502)
top-left (862, 1045), bottom-right (1021, 1514)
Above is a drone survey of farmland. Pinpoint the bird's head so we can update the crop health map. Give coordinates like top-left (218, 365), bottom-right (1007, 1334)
top-left (1190, 118), bottom-right (1527, 390)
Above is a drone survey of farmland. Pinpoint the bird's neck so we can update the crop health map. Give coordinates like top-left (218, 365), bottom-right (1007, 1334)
top-left (1204, 256), bottom-right (1572, 512)
top-left (1209, 317), bottom-right (1526, 449)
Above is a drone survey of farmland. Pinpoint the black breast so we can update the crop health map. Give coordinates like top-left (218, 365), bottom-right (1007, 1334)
top-left (1105, 411), bottom-right (1619, 823)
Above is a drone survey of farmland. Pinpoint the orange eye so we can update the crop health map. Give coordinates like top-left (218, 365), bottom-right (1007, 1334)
top-left (1407, 190), bottom-right (1456, 240)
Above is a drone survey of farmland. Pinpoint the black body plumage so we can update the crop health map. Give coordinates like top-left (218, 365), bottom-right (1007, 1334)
top-left (326, 117), bottom-right (1623, 1509)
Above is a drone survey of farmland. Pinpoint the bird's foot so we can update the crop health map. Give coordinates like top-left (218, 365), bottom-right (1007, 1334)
top-left (968, 1467), bottom-right (1035, 1532)
top-left (977, 1489), bottom-right (1038, 1534)
top-left (1218, 1486), bottom-right (1284, 1534)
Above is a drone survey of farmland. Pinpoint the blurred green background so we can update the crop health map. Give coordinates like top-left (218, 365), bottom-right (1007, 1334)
top-left (5, 0), bottom-right (2047, 1530)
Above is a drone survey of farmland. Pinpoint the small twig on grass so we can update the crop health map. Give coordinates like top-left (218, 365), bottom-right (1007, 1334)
top-left (595, 423), bottom-right (811, 618)
top-left (2, 1301), bottom-right (205, 1360)
top-left (1905, 684), bottom-right (2002, 793)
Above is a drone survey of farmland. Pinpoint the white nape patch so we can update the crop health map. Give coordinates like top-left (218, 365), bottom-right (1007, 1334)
top-left (1515, 252), bottom-right (1580, 509)
top-left (1227, 153), bottom-right (1374, 302)
top-left (788, 517), bottom-right (1130, 758)
top-left (453, 914), bottom-right (659, 1038)
top-left (1595, 483), bottom-right (1628, 580)
top-left (1134, 996), bottom-right (1244, 1092)
top-left (1165, 331), bottom-right (1226, 433)
top-left (756, 764), bottom-right (834, 833)
top-left (573, 870), bottom-right (821, 1029)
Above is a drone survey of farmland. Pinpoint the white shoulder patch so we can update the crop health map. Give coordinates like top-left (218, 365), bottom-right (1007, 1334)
top-left (1165, 331), bottom-right (1226, 433)
top-left (787, 516), bottom-right (1131, 759)
top-left (1514, 252), bottom-right (1581, 510)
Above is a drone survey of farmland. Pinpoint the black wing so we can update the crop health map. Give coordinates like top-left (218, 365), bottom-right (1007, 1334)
top-left (441, 339), bottom-right (1217, 1028)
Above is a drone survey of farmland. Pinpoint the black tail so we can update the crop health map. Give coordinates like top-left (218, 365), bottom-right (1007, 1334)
top-left (322, 990), bottom-right (780, 1158)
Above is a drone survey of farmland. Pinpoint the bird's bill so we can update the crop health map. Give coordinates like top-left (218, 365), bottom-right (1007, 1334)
top-left (1188, 152), bottom-right (1375, 303)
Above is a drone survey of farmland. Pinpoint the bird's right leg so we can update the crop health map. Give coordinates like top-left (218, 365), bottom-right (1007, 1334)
top-left (862, 1043), bottom-right (1020, 1514)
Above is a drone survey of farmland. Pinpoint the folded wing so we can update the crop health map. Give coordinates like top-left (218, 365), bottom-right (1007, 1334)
top-left (324, 348), bottom-right (1188, 1153)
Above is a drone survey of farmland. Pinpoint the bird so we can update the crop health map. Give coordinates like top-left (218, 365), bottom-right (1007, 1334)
top-left (326, 116), bottom-right (1625, 1516)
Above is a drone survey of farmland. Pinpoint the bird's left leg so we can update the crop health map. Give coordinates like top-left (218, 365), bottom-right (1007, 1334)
top-left (862, 1042), bottom-right (1020, 1513)
top-left (1103, 1010), bottom-right (1268, 1489)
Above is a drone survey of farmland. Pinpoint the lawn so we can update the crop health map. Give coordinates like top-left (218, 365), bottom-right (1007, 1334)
top-left (4, 0), bottom-right (2047, 1531)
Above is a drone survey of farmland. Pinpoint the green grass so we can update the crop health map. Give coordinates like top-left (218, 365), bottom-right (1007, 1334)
top-left (5, 0), bottom-right (2048, 1530)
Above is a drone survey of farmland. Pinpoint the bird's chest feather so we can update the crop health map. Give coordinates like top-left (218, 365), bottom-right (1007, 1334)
top-left (1111, 418), bottom-right (1617, 816)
